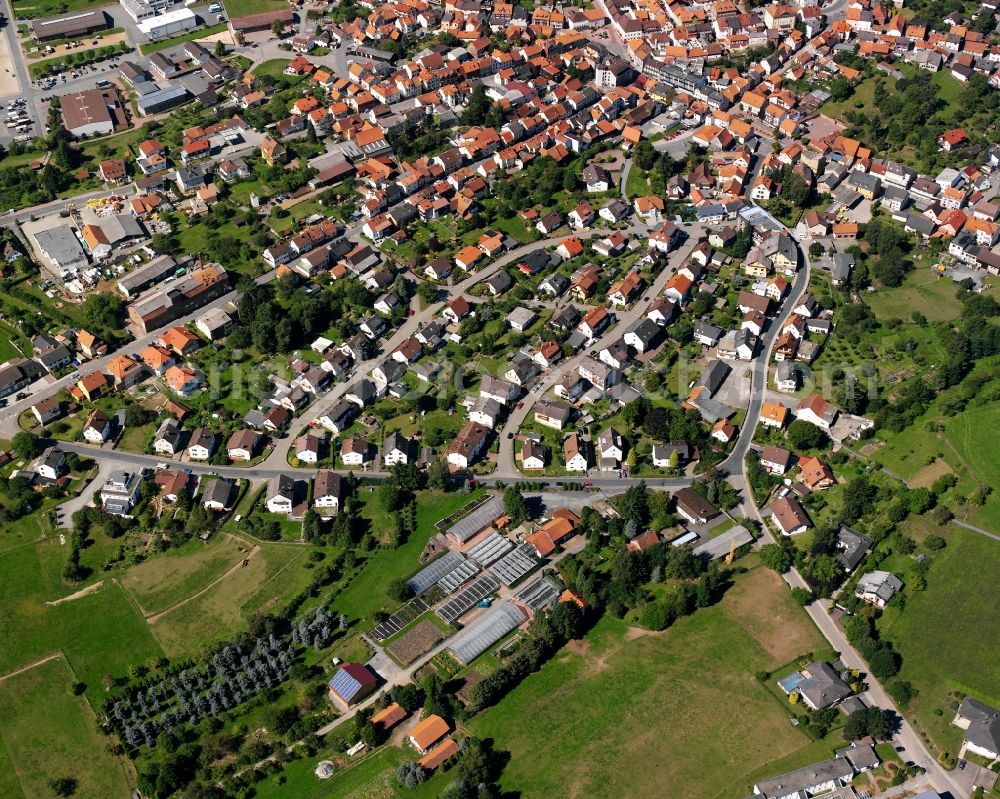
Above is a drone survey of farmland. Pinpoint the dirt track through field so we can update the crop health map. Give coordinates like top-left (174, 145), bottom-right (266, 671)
top-left (45, 580), bottom-right (105, 605)
top-left (146, 545), bottom-right (260, 624)
top-left (0, 652), bottom-right (61, 684)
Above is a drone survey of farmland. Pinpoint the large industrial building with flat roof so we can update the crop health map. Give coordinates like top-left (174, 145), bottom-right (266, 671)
top-left (137, 6), bottom-right (197, 40)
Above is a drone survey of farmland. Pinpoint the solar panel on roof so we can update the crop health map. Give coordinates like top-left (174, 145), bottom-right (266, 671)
top-left (328, 669), bottom-right (363, 702)
top-left (407, 550), bottom-right (466, 594)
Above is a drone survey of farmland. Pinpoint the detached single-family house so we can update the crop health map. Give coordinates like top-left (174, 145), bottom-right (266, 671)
top-left (186, 428), bottom-right (216, 460)
top-left (796, 394), bottom-right (839, 431)
top-left (383, 431), bottom-right (413, 465)
top-left (101, 470), bottom-right (142, 515)
top-left (855, 570), bottom-right (903, 608)
top-left (794, 661), bottom-right (852, 710)
top-left (313, 470), bottom-right (344, 514)
top-left (202, 478), bottom-right (236, 512)
top-left (760, 445), bottom-right (792, 475)
top-left (340, 436), bottom-right (371, 466)
top-left (83, 409), bottom-right (114, 444)
top-left (266, 474), bottom-right (298, 514)
top-left (153, 417), bottom-right (184, 456)
top-left (227, 429), bottom-right (261, 461)
top-left (953, 699), bottom-right (1000, 760)
top-left (673, 487), bottom-right (718, 525)
top-left (563, 433), bottom-right (589, 472)
top-left (771, 495), bottom-right (811, 535)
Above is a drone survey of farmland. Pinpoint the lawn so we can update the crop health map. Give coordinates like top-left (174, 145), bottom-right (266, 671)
top-left (223, 0), bottom-right (288, 17)
top-left (120, 533), bottom-right (250, 616)
top-left (139, 22), bottom-right (229, 55)
top-left (930, 70), bottom-right (964, 114)
top-left (251, 58), bottom-right (293, 79)
top-left (0, 657), bottom-right (133, 799)
top-left (877, 528), bottom-right (1000, 755)
top-left (0, 320), bottom-right (29, 362)
top-left (334, 490), bottom-right (483, 627)
top-left (623, 165), bottom-right (651, 199)
top-left (0, 544), bottom-right (164, 705)
top-left (147, 541), bottom-right (307, 660)
top-left (865, 271), bottom-right (963, 323)
top-left (0, 510), bottom-right (53, 554)
top-left (823, 75), bottom-right (878, 122)
top-left (251, 745), bottom-right (450, 799)
top-left (80, 126), bottom-right (148, 162)
top-left (11, 0), bottom-right (106, 18)
top-left (473, 566), bottom-right (829, 799)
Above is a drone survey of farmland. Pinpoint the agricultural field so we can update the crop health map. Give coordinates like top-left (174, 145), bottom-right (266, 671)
top-left (877, 528), bottom-right (1000, 755)
top-left (146, 542), bottom-right (308, 660)
top-left (0, 544), bottom-right (163, 705)
top-left (121, 533), bottom-right (252, 617)
top-left (473, 566), bottom-right (832, 799)
top-left (0, 657), bottom-right (134, 799)
top-left (865, 271), bottom-right (964, 323)
top-left (385, 619), bottom-right (446, 666)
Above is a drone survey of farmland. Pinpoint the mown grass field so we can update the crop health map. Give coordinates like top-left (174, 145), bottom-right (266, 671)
top-left (138, 22), bottom-right (229, 55)
top-left (0, 657), bottom-right (133, 799)
top-left (875, 398), bottom-right (1000, 530)
top-left (878, 528), bottom-right (1000, 755)
top-left (11, 0), bottom-right (105, 18)
top-left (251, 745), bottom-right (450, 799)
top-left (473, 567), bottom-right (830, 799)
top-left (865, 272), bottom-right (964, 323)
top-left (0, 544), bottom-right (163, 705)
top-left (250, 58), bottom-right (293, 79)
top-left (121, 533), bottom-right (250, 616)
top-left (223, 0), bottom-right (288, 17)
top-left (148, 542), bottom-right (306, 660)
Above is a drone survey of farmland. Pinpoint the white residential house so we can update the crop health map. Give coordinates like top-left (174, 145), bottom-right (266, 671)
top-left (383, 432), bottom-right (412, 465)
top-left (520, 439), bottom-right (546, 471)
top-left (469, 397), bottom-right (503, 429)
top-left (340, 436), bottom-right (370, 466)
top-left (597, 428), bottom-right (623, 470)
top-left (854, 570), bottom-right (903, 608)
top-left (186, 428), bottom-right (216, 460)
top-left (266, 474), bottom-right (296, 514)
top-left (83, 410), bottom-right (113, 444)
top-left (313, 470), bottom-right (344, 515)
top-left (564, 434), bottom-right (589, 472)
